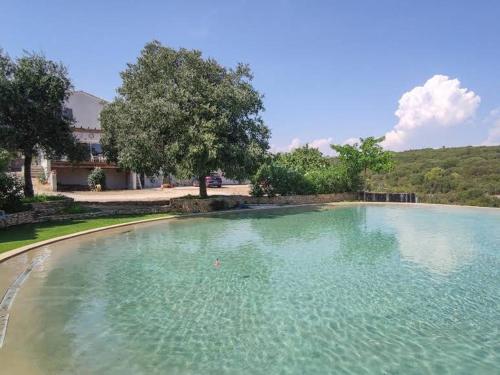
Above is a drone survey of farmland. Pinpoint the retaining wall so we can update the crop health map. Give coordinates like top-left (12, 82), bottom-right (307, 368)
top-left (0, 199), bottom-right (73, 228)
top-left (170, 193), bottom-right (356, 213)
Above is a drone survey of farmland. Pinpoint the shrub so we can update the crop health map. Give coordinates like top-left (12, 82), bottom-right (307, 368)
top-left (305, 166), bottom-right (354, 194)
top-left (275, 146), bottom-right (328, 173)
top-left (38, 169), bottom-right (48, 184)
top-left (0, 149), bottom-right (11, 172)
top-left (250, 184), bottom-right (264, 197)
top-left (0, 173), bottom-right (25, 212)
top-left (88, 167), bottom-right (106, 191)
top-left (250, 162), bottom-right (314, 197)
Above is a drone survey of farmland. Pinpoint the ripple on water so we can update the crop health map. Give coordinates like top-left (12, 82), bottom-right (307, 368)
top-left (0, 205), bottom-right (499, 374)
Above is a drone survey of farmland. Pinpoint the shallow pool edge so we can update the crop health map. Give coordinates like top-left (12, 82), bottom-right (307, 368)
top-left (1, 201), bottom-right (498, 264)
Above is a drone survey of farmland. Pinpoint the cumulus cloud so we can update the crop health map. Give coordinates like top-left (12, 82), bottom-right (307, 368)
top-left (342, 137), bottom-right (360, 146)
top-left (287, 137), bottom-right (302, 151)
top-left (272, 137), bottom-right (336, 155)
top-left (482, 109), bottom-right (500, 146)
top-left (382, 75), bottom-right (481, 150)
top-left (309, 137), bottom-right (334, 155)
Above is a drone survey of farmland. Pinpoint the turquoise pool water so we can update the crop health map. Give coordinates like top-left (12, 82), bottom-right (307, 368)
top-left (1, 204), bottom-right (499, 374)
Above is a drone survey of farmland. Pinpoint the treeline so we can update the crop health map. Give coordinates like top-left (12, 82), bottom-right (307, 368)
top-left (369, 145), bottom-right (500, 207)
top-left (250, 137), bottom-right (392, 197)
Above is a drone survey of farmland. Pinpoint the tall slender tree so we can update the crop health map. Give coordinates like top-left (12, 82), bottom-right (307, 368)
top-left (0, 50), bottom-right (82, 197)
top-left (331, 136), bottom-right (394, 191)
top-left (101, 41), bottom-right (270, 197)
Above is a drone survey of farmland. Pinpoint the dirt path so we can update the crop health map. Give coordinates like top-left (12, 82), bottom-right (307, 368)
top-left (38, 184), bottom-right (251, 202)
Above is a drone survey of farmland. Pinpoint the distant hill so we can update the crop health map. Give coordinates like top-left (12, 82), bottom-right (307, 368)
top-left (369, 145), bottom-right (500, 207)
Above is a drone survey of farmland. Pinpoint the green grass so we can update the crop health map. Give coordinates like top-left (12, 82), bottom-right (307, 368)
top-left (0, 213), bottom-right (177, 254)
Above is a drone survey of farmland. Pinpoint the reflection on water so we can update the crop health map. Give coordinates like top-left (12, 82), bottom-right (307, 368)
top-left (380, 207), bottom-right (489, 275)
top-left (0, 204), bottom-right (499, 375)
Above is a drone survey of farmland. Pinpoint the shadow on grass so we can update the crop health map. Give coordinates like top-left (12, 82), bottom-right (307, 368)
top-left (0, 220), bottom-right (80, 244)
top-left (0, 213), bottom-right (170, 252)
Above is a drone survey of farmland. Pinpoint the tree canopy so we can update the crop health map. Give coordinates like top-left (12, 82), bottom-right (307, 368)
top-left (331, 136), bottom-right (394, 189)
top-left (250, 144), bottom-right (362, 197)
top-left (0, 50), bottom-right (83, 196)
top-left (101, 41), bottom-right (270, 197)
top-left (274, 145), bottom-right (328, 173)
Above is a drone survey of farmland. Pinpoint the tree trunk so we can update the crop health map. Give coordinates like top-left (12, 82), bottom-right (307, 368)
top-left (24, 153), bottom-right (34, 197)
top-left (198, 176), bottom-right (208, 198)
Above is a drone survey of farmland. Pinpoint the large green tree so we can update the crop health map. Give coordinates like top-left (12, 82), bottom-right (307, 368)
top-left (0, 50), bottom-right (82, 197)
top-left (275, 145), bottom-right (328, 173)
top-left (331, 136), bottom-right (394, 190)
top-left (101, 41), bottom-right (270, 197)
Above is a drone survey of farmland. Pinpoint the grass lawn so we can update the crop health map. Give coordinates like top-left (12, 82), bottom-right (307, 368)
top-left (0, 213), bottom-right (177, 254)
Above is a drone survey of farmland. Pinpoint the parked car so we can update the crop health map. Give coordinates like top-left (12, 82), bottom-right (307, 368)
top-left (192, 175), bottom-right (223, 187)
top-left (205, 175), bottom-right (222, 188)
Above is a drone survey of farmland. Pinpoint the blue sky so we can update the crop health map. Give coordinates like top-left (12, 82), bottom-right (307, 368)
top-left (1, 0), bottom-right (500, 152)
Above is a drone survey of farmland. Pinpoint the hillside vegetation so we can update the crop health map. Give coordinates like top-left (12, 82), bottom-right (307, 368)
top-left (369, 145), bottom-right (500, 207)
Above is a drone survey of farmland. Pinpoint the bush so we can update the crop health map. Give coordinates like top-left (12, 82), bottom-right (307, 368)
top-left (88, 167), bottom-right (106, 191)
top-left (0, 173), bottom-right (25, 212)
top-left (0, 149), bottom-right (11, 172)
top-left (38, 169), bottom-right (48, 184)
top-left (305, 166), bottom-right (354, 194)
top-left (250, 184), bottom-right (264, 197)
top-left (250, 162), bottom-right (314, 197)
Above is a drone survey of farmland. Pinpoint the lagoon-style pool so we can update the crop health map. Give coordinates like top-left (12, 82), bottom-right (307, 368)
top-left (0, 204), bottom-right (499, 374)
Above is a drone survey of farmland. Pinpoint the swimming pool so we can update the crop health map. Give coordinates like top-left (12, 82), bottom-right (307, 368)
top-left (0, 204), bottom-right (499, 374)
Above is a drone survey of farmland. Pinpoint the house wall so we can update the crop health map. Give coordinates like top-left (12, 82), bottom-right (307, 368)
top-left (55, 168), bottom-right (129, 190)
top-left (74, 131), bottom-right (101, 144)
top-left (104, 169), bottom-right (129, 190)
top-left (66, 91), bottom-right (106, 130)
top-left (56, 168), bottom-right (90, 187)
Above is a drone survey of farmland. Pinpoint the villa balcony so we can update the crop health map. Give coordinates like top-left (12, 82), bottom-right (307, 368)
top-left (51, 156), bottom-right (120, 169)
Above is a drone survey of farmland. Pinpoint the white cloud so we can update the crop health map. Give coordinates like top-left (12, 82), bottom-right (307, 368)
top-left (270, 138), bottom-right (302, 154)
top-left (309, 137), bottom-right (334, 155)
top-left (342, 137), bottom-right (359, 146)
top-left (482, 109), bottom-right (500, 146)
top-left (382, 75), bottom-right (481, 150)
top-left (272, 137), bottom-right (336, 155)
top-left (287, 137), bottom-right (302, 151)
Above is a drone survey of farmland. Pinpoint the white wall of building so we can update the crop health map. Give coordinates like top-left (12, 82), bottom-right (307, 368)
top-left (55, 168), bottom-right (129, 190)
top-left (66, 91), bottom-right (107, 130)
top-left (74, 131), bottom-right (101, 144)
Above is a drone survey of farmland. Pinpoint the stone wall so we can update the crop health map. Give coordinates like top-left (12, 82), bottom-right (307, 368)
top-left (30, 199), bottom-right (74, 215)
top-left (0, 192), bottom-right (358, 228)
top-left (0, 199), bottom-right (74, 228)
top-left (0, 199), bottom-right (172, 228)
top-left (170, 193), bottom-right (356, 213)
top-left (0, 211), bottom-right (36, 227)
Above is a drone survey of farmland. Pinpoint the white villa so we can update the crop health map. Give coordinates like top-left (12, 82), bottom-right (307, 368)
top-left (39, 91), bottom-right (161, 191)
